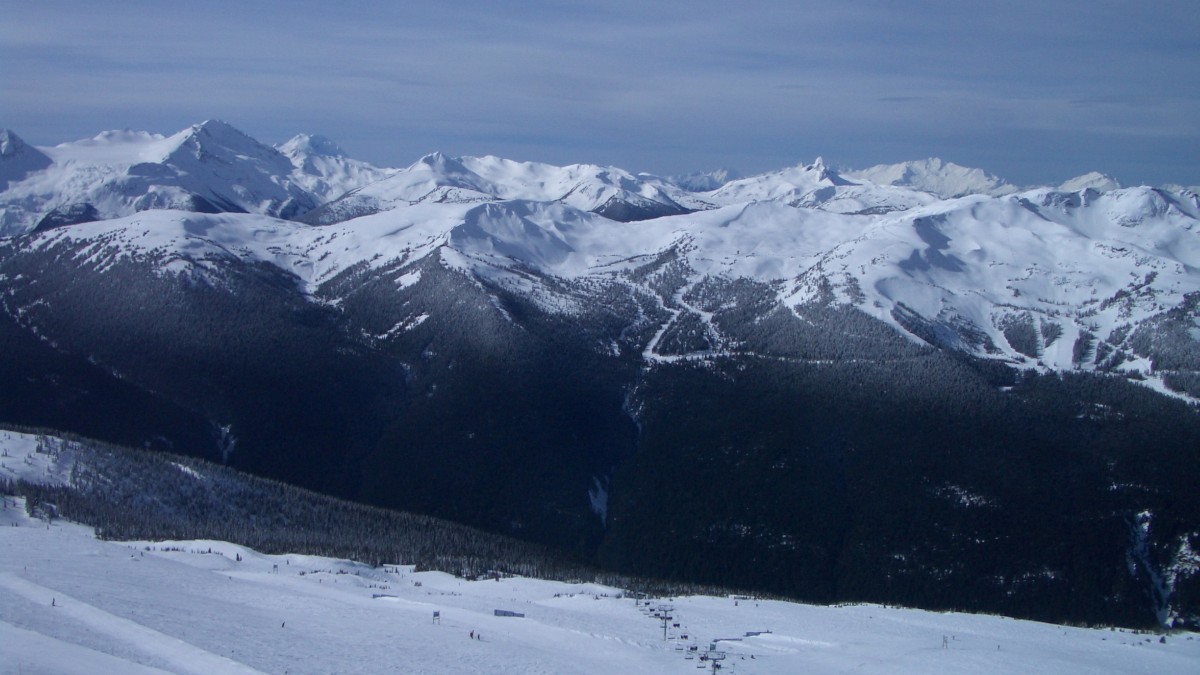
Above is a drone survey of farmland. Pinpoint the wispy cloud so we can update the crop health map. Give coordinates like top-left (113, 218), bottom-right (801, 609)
top-left (2, 0), bottom-right (1197, 186)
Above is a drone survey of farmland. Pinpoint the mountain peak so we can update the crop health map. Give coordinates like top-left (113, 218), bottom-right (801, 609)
top-left (278, 133), bottom-right (347, 159)
top-left (164, 120), bottom-right (285, 163)
top-left (1, 129), bottom-right (30, 157)
top-left (415, 150), bottom-right (450, 166)
top-left (170, 119), bottom-right (264, 155)
top-left (796, 157), bottom-right (852, 186)
top-left (847, 158), bottom-right (1018, 197)
top-left (0, 129), bottom-right (53, 187)
top-left (1059, 171), bottom-right (1121, 193)
top-left (667, 168), bottom-right (743, 192)
top-left (190, 118), bottom-right (243, 136)
top-left (409, 152), bottom-right (476, 179)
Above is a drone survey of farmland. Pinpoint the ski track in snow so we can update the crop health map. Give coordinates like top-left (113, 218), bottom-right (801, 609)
top-left (0, 574), bottom-right (263, 675)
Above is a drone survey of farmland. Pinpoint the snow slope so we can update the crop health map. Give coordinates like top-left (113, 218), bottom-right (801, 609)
top-left (276, 133), bottom-right (396, 204)
top-left (302, 152), bottom-right (691, 224)
top-left (0, 122), bottom-right (396, 236)
top-left (1, 431), bottom-right (1196, 675)
top-left (846, 158), bottom-right (1020, 198)
top-left (0, 121), bottom-right (315, 235)
top-left (15, 172), bottom-right (1200, 377)
top-left (1060, 171), bottom-right (1122, 193)
top-left (702, 158), bottom-right (938, 214)
top-left (665, 168), bottom-right (742, 192)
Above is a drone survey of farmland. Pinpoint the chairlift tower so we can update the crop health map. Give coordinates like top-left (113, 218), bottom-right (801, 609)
top-left (706, 650), bottom-right (726, 674)
top-left (652, 606), bottom-right (674, 640)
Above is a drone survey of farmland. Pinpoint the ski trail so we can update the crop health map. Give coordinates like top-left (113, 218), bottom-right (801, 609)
top-left (641, 275), bottom-right (725, 363)
top-left (0, 573), bottom-right (265, 675)
top-left (0, 619), bottom-right (171, 675)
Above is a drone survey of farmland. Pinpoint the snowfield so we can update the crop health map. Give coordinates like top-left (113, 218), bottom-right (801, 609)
top-left (2, 504), bottom-right (1197, 674)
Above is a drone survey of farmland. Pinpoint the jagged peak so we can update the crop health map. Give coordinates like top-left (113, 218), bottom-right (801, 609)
top-left (796, 157), bottom-right (853, 186)
top-left (0, 128), bottom-right (53, 186)
top-left (0, 129), bottom-right (30, 156)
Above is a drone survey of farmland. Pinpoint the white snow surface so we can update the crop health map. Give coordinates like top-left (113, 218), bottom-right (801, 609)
top-left (702, 158), bottom-right (938, 214)
top-left (19, 173), bottom-right (1200, 375)
top-left (846, 158), bottom-right (1021, 198)
top-left (0, 122), bottom-right (392, 235)
top-left (1060, 171), bottom-right (1123, 193)
top-left (3, 434), bottom-right (1199, 674)
top-left (4, 121), bottom-right (1188, 239)
top-left (312, 151), bottom-right (691, 220)
top-left (665, 168), bottom-right (742, 192)
top-left (276, 133), bottom-right (396, 203)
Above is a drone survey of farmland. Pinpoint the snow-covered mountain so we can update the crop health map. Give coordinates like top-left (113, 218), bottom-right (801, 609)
top-left (3, 126), bottom-right (1197, 443)
top-left (845, 157), bottom-right (1021, 198)
top-left (277, 132), bottom-right (395, 203)
top-left (0, 129), bottom-right (53, 188)
top-left (0, 121), bottom-right (398, 236)
top-left (301, 152), bottom-right (692, 225)
top-left (20, 177), bottom-right (1196, 378)
top-left (699, 158), bottom-right (939, 214)
top-left (3, 122), bottom-right (1199, 629)
top-left (0, 121), bottom-right (313, 234)
top-left (1059, 171), bottom-right (1122, 192)
top-left (665, 167), bottom-right (742, 192)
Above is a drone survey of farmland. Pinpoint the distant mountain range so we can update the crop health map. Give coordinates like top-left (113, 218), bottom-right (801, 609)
top-left (2, 121), bottom-right (1198, 629)
top-left (2, 120), bottom-right (1176, 237)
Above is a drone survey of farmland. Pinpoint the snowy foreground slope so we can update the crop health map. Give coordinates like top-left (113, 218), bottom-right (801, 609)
top-left (2, 433), bottom-right (1199, 675)
top-left (3, 508), bottom-right (1198, 675)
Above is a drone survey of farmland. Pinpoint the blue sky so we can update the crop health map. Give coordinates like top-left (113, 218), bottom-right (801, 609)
top-left (2, 0), bottom-right (1197, 186)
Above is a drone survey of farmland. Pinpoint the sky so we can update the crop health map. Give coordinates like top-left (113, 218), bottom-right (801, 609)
top-left (2, 0), bottom-right (1198, 187)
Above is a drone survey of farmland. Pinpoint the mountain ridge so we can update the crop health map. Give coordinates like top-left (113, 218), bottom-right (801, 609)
top-left (12, 180), bottom-right (1195, 383)
top-left (6, 121), bottom-right (1190, 237)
